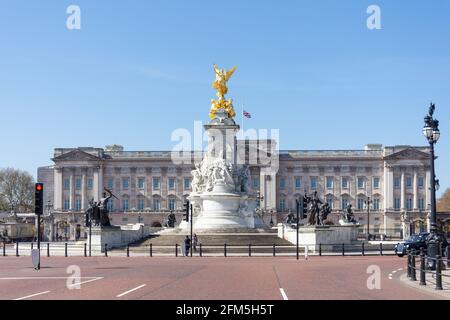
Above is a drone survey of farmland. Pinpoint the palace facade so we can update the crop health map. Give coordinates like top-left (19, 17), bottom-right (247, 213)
top-left (38, 143), bottom-right (434, 241)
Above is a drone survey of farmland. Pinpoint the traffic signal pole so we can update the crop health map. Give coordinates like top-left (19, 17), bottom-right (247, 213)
top-left (190, 204), bottom-right (193, 258)
top-left (35, 183), bottom-right (44, 270)
top-left (296, 199), bottom-right (300, 260)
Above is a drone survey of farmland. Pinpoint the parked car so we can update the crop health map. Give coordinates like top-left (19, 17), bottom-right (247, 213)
top-left (394, 232), bottom-right (448, 257)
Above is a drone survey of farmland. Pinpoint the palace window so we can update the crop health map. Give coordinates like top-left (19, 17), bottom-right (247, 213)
top-left (341, 177), bottom-right (349, 189)
top-left (108, 178), bottom-right (114, 189)
top-left (122, 178), bottom-right (129, 190)
top-left (295, 177), bottom-right (302, 189)
top-left (137, 198), bottom-right (145, 211)
top-left (419, 198), bottom-right (425, 210)
top-left (75, 199), bottom-right (81, 211)
top-left (184, 178), bottom-right (191, 190)
top-left (279, 199), bottom-right (286, 212)
top-left (253, 178), bottom-right (260, 189)
top-left (279, 178), bottom-right (286, 190)
top-left (326, 177), bottom-right (333, 190)
top-left (406, 197), bottom-right (413, 210)
top-left (373, 198), bottom-right (380, 210)
top-left (87, 178), bottom-right (93, 190)
top-left (310, 177), bottom-right (318, 190)
top-left (107, 200), bottom-right (114, 212)
top-left (326, 195), bottom-right (333, 209)
top-left (394, 198), bottom-right (401, 209)
top-left (357, 198), bottom-right (365, 210)
top-left (394, 177), bottom-right (400, 189)
top-left (122, 199), bottom-right (129, 211)
top-left (341, 198), bottom-right (349, 210)
top-left (75, 178), bottom-right (81, 190)
top-left (418, 177), bottom-right (424, 188)
top-left (137, 178), bottom-right (145, 189)
top-left (168, 178), bottom-right (176, 190)
top-left (64, 179), bottom-right (70, 190)
top-left (406, 177), bottom-right (412, 189)
top-left (168, 198), bottom-right (175, 211)
top-left (64, 199), bottom-right (70, 210)
top-left (153, 198), bottom-right (161, 211)
top-left (373, 177), bottom-right (380, 189)
top-left (153, 178), bottom-right (161, 190)
top-left (357, 177), bottom-right (365, 189)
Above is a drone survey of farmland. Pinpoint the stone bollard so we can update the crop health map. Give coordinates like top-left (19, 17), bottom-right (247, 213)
top-left (248, 244), bottom-right (251, 257)
top-left (104, 244), bottom-right (108, 257)
top-left (127, 245), bottom-right (130, 257)
top-left (273, 244), bottom-right (276, 257)
top-left (16, 241), bottom-right (19, 257)
top-left (407, 250), bottom-right (411, 278)
top-left (362, 242), bottom-right (365, 256)
top-left (224, 244), bottom-right (227, 257)
top-left (175, 244), bottom-right (178, 257)
top-left (435, 245), bottom-right (443, 291)
top-left (319, 243), bottom-right (322, 256)
top-left (149, 244), bottom-right (153, 257)
top-left (84, 243), bottom-right (87, 257)
top-left (342, 243), bottom-right (345, 256)
top-left (65, 243), bottom-right (68, 257)
top-left (47, 243), bottom-right (50, 257)
top-left (379, 243), bottom-right (383, 256)
top-left (199, 244), bottom-right (202, 257)
top-left (3, 242), bottom-right (5, 257)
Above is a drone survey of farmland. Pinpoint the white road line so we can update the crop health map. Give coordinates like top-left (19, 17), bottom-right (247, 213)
top-left (398, 268), bottom-right (403, 271)
top-left (14, 291), bottom-right (51, 300)
top-left (392, 270), bottom-right (397, 274)
top-left (0, 277), bottom-right (100, 280)
top-left (67, 277), bottom-right (103, 288)
top-left (279, 288), bottom-right (288, 301)
top-left (116, 284), bottom-right (147, 298)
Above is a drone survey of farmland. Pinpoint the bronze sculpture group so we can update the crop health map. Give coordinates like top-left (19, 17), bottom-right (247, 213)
top-left (85, 188), bottom-right (117, 227)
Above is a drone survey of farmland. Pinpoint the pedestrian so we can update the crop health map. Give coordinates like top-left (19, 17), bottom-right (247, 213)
top-left (184, 236), bottom-right (191, 257)
top-left (193, 234), bottom-right (198, 251)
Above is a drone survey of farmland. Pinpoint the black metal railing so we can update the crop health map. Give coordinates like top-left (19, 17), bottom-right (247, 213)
top-left (406, 246), bottom-right (449, 291)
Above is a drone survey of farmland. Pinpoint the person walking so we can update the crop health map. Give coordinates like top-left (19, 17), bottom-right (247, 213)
top-left (193, 234), bottom-right (198, 252)
top-left (184, 236), bottom-right (191, 257)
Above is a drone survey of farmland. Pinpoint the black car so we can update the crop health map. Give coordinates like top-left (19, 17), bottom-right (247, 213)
top-left (394, 232), bottom-right (449, 257)
top-left (394, 233), bottom-right (429, 257)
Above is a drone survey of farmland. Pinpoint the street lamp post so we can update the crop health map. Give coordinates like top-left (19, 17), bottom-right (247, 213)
top-left (365, 197), bottom-right (372, 241)
top-left (422, 103), bottom-right (442, 269)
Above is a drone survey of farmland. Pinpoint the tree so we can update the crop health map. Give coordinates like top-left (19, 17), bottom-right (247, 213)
top-left (0, 168), bottom-right (35, 213)
top-left (437, 188), bottom-right (450, 212)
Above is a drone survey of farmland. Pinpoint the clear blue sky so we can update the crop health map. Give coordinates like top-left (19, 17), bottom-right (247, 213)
top-left (0, 0), bottom-right (449, 196)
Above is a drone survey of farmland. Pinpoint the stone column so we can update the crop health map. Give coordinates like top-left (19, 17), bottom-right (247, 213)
top-left (98, 164), bottom-right (104, 201)
top-left (93, 167), bottom-right (99, 202)
top-left (400, 169), bottom-right (405, 210)
top-left (69, 170), bottom-right (75, 211)
top-left (54, 167), bottom-right (63, 210)
top-left (81, 169), bottom-right (87, 210)
top-left (383, 165), bottom-right (393, 210)
top-left (413, 170), bottom-right (418, 210)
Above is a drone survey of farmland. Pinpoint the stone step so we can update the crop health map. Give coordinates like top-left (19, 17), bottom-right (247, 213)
top-left (131, 233), bottom-right (292, 247)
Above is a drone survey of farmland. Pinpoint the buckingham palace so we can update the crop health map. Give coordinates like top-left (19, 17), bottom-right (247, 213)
top-left (37, 142), bottom-right (436, 241)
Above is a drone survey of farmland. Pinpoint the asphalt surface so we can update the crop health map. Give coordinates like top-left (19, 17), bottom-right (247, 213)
top-left (0, 256), bottom-right (443, 300)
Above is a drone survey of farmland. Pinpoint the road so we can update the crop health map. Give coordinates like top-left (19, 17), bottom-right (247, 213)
top-left (0, 256), bottom-right (442, 300)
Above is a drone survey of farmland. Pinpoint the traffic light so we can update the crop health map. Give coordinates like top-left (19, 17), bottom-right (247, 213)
top-left (183, 200), bottom-right (190, 222)
top-left (302, 197), bottom-right (308, 219)
top-left (35, 183), bottom-right (44, 215)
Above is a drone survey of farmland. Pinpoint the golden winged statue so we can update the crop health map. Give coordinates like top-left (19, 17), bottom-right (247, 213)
top-left (210, 64), bottom-right (237, 120)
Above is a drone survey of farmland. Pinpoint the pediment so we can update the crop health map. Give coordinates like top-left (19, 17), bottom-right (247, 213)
top-left (384, 147), bottom-right (430, 161)
top-left (53, 149), bottom-right (101, 162)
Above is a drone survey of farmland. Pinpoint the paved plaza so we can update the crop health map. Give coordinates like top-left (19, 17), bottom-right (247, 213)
top-left (0, 256), bottom-right (445, 300)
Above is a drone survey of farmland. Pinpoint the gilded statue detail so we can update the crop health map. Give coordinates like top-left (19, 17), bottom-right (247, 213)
top-left (210, 64), bottom-right (237, 120)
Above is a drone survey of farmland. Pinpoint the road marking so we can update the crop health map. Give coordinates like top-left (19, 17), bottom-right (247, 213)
top-left (279, 288), bottom-right (288, 300)
top-left (67, 277), bottom-right (103, 288)
top-left (14, 291), bottom-right (51, 300)
top-left (392, 270), bottom-right (397, 274)
top-left (116, 284), bottom-right (147, 298)
top-left (0, 277), bottom-right (100, 280)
